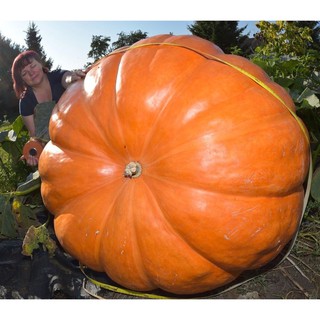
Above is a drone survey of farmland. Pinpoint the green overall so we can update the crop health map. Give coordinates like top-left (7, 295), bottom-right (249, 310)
top-left (16, 101), bottom-right (56, 191)
top-left (34, 101), bottom-right (56, 143)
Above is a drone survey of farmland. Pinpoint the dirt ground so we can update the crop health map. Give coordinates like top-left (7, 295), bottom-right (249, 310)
top-left (211, 253), bottom-right (320, 299)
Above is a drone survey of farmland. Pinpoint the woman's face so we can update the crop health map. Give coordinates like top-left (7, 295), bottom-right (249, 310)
top-left (20, 58), bottom-right (45, 87)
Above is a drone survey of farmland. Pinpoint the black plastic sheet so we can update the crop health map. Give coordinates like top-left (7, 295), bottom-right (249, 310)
top-left (0, 236), bottom-right (86, 299)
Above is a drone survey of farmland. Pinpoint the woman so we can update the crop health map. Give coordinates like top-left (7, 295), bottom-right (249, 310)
top-left (11, 50), bottom-right (86, 166)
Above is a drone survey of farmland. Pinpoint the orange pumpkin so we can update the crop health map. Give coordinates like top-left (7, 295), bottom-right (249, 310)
top-left (38, 34), bottom-right (310, 295)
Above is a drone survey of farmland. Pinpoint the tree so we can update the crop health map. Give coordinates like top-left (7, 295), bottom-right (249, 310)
top-left (187, 21), bottom-right (249, 54)
top-left (252, 21), bottom-right (320, 90)
top-left (87, 35), bottom-right (111, 64)
top-left (86, 30), bottom-right (148, 67)
top-left (0, 33), bottom-right (23, 119)
top-left (254, 21), bottom-right (314, 56)
top-left (111, 30), bottom-right (148, 51)
top-left (24, 22), bottom-right (53, 70)
top-left (252, 21), bottom-right (320, 95)
top-left (293, 21), bottom-right (320, 51)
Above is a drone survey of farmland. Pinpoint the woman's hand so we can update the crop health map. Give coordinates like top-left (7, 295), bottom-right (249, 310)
top-left (26, 154), bottom-right (39, 167)
top-left (20, 152), bottom-right (39, 167)
top-left (21, 138), bottom-right (45, 167)
top-left (62, 69), bottom-right (86, 88)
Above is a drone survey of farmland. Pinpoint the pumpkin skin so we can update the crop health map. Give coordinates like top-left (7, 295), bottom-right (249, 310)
top-left (38, 34), bottom-right (310, 295)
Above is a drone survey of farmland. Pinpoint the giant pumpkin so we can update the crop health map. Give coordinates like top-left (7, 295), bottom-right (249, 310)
top-left (38, 34), bottom-right (310, 295)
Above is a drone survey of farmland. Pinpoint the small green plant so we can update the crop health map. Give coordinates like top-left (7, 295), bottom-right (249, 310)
top-left (0, 115), bottom-right (45, 240)
top-left (0, 115), bottom-right (30, 192)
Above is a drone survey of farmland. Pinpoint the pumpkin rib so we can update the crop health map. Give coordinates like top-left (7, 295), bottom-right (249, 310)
top-left (53, 57), bottom-right (130, 162)
top-left (74, 92), bottom-right (128, 161)
top-left (126, 180), bottom-right (161, 289)
top-left (53, 175), bottom-right (136, 270)
top-left (143, 170), bottom-right (305, 201)
top-left (144, 109), bottom-right (292, 166)
top-left (53, 181), bottom-right (128, 271)
top-left (50, 144), bottom-right (123, 168)
top-left (127, 178), bottom-right (237, 292)
top-left (50, 108), bottom-right (123, 163)
top-left (58, 87), bottom-right (126, 160)
top-left (116, 45), bottom-right (221, 159)
top-left (110, 36), bottom-right (306, 147)
top-left (142, 176), bottom-right (241, 273)
top-left (143, 175), bottom-right (304, 271)
top-left (138, 177), bottom-right (213, 260)
top-left (138, 61), bottom-right (256, 159)
top-left (144, 153), bottom-right (306, 199)
top-left (114, 42), bottom-right (258, 160)
top-left (137, 67), bottom-right (301, 168)
top-left (138, 60), bottom-right (209, 158)
top-left (99, 180), bottom-right (160, 291)
top-left (111, 53), bottom-right (134, 161)
top-left (39, 149), bottom-right (123, 216)
top-left (123, 39), bottom-right (295, 114)
top-left (142, 111), bottom-right (307, 197)
top-left (44, 175), bottom-right (124, 216)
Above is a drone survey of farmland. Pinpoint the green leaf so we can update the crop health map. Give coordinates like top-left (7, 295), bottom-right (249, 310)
top-left (297, 87), bottom-right (320, 107)
top-left (12, 116), bottom-right (27, 137)
top-left (14, 199), bottom-right (40, 230)
top-left (274, 77), bottom-right (294, 89)
top-left (1, 140), bottom-right (22, 161)
top-left (0, 194), bottom-right (18, 238)
top-left (22, 224), bottom-right (57, 257)
top-left (281, 58), bottom-right (300, 71)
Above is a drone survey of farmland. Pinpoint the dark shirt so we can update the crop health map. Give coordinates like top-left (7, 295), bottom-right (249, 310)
top-left (19, 69), bottom-right (67, 116)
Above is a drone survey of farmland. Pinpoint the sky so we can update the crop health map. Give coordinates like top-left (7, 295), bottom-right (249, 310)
top-left (0, 20), bottom-right (259, 70)
top-left (1, 0), bottom-right (316, 72)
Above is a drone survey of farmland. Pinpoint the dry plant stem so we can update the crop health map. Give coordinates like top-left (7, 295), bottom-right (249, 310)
top-left (279, 266), bottom-right (310, 298)
top-left (286, 256), bottom-right (311, 281)
top-left (289, 254), bottom-right (320, 277)
top-left (82, 279), bottom-right (103, 300)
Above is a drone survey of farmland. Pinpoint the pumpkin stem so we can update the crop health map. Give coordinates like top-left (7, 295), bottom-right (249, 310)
top-left (124, 161), bottom-right (142, 179)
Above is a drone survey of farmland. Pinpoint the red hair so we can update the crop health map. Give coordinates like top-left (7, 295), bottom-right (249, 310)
top-left (11, 50), bottom-right (48, 98)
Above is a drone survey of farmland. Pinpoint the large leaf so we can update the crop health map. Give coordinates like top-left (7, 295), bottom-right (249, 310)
top-left (296, 87), bottom-right (320, 108)
top-left (22, 224), bottom-right (57, 257)
top-left (274, 76), bottom-right (294, 89)
top-left (12, 198), bottom-right (41, 230)
top-left (1, 140), bottom-right (22, 162)
top-left (297, 108), bottom-right (320, 145)
top-left (0, 194), bottom-right (18, 238)
top-left (280, 58), bottom-right (300, 71)
top-left (11, 116), bottom-right (25, 136)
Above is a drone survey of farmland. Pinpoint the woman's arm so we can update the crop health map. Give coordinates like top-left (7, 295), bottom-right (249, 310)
top-left (22, 115), bottom-right (36, 137)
